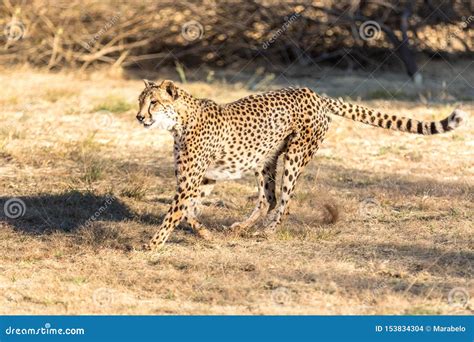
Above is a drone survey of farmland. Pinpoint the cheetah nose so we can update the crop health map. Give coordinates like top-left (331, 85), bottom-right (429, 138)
top-left (136, 114), bottom-right (145, 122)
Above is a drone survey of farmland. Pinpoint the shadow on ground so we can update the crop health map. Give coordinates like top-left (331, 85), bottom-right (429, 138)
top-left (0, 191), bottom-right (199, 250)
top-left (0, 191), bottom-right (133, 234)
top-left (0, 162), bottom-right (471, 252)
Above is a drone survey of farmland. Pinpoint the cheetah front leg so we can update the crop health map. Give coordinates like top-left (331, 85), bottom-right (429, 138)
top-left (172, 137), bottom-right (215, 241)
top-left (183, 178), bottom-right (215, 240)
top-left (146, 184), bottom-right (198, 250)
top-left (146, 146), bottom-right (210, 251)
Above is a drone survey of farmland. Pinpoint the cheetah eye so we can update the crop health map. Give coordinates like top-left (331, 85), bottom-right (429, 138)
top-left (150, 100), bottom-right (157, 105)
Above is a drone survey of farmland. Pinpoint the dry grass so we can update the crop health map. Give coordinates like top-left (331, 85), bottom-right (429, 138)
top-left (0, 63), bottom-right (472, 315)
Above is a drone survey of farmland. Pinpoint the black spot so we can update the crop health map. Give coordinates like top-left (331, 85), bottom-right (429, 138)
top-left (417, 121), bottom-right (423, 134)
top-left (440, 117), bottom-right (450, 131)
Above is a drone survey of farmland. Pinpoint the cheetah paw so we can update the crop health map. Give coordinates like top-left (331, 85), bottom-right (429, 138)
top-left (230, 221), bottom-right (247, 231)
top-left (230, 222), bottom-right (254, 237)
top-left (141, 239), bottom-right (166, 252)
top-left (250, 230), bottom-right (269, 238)
top-left (195, 228), bottom-right (213, 241)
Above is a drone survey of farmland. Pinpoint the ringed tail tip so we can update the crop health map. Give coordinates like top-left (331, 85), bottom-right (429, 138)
top-left (448, 108), bottom-right (468, 131)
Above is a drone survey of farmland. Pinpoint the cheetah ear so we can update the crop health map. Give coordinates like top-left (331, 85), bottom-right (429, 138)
top-left (162, 80), bottom-right (179, 100)
top-left (143, 79), bottom-right (156, 88)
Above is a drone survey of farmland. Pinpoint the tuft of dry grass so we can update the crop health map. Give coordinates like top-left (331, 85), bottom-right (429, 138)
top-left (0, 64), bottom-right (472, 315)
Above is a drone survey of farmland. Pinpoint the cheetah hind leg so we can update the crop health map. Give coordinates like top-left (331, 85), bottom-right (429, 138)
top-left (230, 161), bottom-right (277, 233)
top-left (262, 134), bottom-right (322, 234)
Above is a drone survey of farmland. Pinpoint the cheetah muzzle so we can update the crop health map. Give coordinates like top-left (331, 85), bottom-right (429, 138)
top-left (135, 79), bottom-right (468, 251)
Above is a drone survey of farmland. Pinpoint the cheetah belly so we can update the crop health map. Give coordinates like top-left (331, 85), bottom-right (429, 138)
top-left (205, 168), bottom-right (243, 180)
top-left (205, 133), bottom-right (282, 181)
top-left (205, 158), bottom-right (259, 181)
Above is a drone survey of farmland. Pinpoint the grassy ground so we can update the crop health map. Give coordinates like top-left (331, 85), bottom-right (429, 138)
top-left (0, 64), bottom-right (472, 314)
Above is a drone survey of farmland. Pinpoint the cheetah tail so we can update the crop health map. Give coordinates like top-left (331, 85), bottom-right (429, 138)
top-left (322, 97), bottom-right (467, 135)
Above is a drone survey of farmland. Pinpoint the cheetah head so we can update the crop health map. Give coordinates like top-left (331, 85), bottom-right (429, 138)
top-left (136, 79), bottom-right (180, 130)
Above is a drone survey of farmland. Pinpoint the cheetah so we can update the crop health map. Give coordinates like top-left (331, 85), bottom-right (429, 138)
top-left (136, 79), bottom-right (467, 251)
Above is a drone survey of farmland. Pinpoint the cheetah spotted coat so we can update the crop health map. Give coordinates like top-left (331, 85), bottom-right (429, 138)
top-left (136, 80), bottom-right (466, 250)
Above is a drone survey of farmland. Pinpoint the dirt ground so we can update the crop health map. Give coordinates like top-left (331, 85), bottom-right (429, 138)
top-left (0, 60), bottom-right (472, 314)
